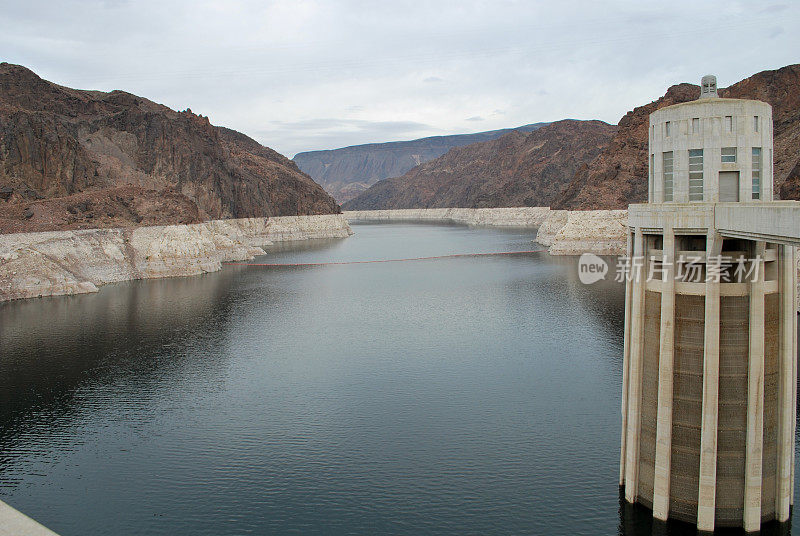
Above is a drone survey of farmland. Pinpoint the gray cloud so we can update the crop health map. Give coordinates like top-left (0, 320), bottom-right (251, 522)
top-left (1, 0), bottom-right (798, 157)
top-left (760, 4), bottom-right (788, 14)
top-left (769, 26), bottom-right (785, 38)
top-left (466, 116), bottom-right (484, 122)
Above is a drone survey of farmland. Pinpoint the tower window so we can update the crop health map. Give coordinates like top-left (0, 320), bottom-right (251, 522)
top-left (721, 147), bottom-right (737, 163)
top-left (649, 154), bottom-right (654, 201)
top-left (663, 152), bottom-right (673, 202)
top-left (752, 147), bottom-right (762, 200)
top-left (753, 116), bottom-right (759, 132)
top-left (692, 118), bottom-right (700, 134)
top-left (724, 116), bottom-right (733, 132)
top-left (665, 121), bottom-right (671, 137)
top-left (689, 149), bottom-right (704, 201)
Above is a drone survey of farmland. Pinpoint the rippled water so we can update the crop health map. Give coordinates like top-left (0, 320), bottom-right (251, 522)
top-left (0, 222), bottom-right (796, 535)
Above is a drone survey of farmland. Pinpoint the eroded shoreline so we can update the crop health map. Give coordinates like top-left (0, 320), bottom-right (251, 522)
top-left (1, 208), bottom-right (632, 303)
top-left (344, 208), bottom-right (628, 256)
top-left (0, 215), bottom-right (352, 302)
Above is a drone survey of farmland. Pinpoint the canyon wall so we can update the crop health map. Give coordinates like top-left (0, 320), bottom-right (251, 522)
top-left (343, 120), bottom-right (616, 211)
top-left (0, 215), bottom-right (352, 302)
top-left (294, 123), bottom-right (547, 203)
top-left (0, 63), bottom-right (340, 235)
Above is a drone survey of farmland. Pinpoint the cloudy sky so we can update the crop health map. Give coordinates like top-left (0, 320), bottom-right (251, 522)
top-left (1, 1), bottom-right (798, 157)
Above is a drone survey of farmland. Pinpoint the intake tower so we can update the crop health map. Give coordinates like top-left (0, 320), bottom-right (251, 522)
top-left (619, 75), bottom-right (798, 532)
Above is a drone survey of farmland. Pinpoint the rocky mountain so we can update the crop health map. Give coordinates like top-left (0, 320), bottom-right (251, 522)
top-left (0, 63), bottom-right (339, 234)
top-left (293, 123), bottom-right (547, 203)
top-left (556, 64), bottom-right (800, 209)
top-left (342, 120), bottom-right (616, 210)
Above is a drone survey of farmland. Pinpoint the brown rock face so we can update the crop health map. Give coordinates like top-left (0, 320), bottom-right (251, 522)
top-left (556, 64), bottom-right (800, 209)
top-left (0, 186), bottom-right (202, 234)
top-left (343, 120), bottom-right (616, 210)
top-left (0, 63), bottom-right (339, 233)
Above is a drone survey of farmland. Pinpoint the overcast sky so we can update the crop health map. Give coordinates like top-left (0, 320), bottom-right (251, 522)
top-left (1, 1), bottom-right (798, 157)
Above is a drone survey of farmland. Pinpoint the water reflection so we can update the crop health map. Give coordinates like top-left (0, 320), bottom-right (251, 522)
top-left (0, 274), bottom-right (246, 474)
top-left (0, 223), bottom-right (795, 536)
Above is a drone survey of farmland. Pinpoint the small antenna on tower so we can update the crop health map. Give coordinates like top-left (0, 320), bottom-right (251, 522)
top-left (700, 75), bottom-right (718, 99)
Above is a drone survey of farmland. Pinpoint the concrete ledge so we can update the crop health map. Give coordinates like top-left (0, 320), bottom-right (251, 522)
top-left (715, 202), bottom-right (800, 245)
top-left (629, 201), bottom-right (800, 246)
top-left (0, 501), bottom-right (59, 536)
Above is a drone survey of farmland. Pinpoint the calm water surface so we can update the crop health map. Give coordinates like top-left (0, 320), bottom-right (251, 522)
top-left (0, 222), bottom-right (796, 535)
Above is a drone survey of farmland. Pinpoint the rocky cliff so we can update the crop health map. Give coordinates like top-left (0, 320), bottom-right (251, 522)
top-left (293, 123), bottom-right (547, 203)
top-left (0, 63), bottom-right (340, 234)
top-left (556, 64), bottom-right (800, 209)
top-left (533, 209), bottom-right (627, 255)
top-left (342, 120), bottom-right (616, 210)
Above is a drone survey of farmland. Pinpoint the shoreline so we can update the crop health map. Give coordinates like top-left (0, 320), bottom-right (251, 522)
top-left (0, 208), bottom-right (631, 303)
top-left (0, 215), bottom-right (352, 302)
top-left (344, 208), bottom-right (628, 256)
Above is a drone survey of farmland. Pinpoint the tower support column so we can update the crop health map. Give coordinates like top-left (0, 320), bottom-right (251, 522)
top-left (697, 231), bottom-right (722, 532)
top-left (776, 244), bottom-right (796, 520)
top-left (744, 242), bottom-right (766, 531)
top-left (620, 230), bottom-right (635, 486)
top-left (625, 227), bottom-right (646, 502)
top-left (652, 226), bottom-right (676, 520)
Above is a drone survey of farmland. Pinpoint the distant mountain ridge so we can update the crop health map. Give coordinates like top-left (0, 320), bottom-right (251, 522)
top-left (344, 64), bottom-right (800, 212)
top-left (0, 63), bottom-right (339, 234)
top-left (293, 123), bottom-right (548, 203)
top-left (342, 120), bottom-right (616, 210)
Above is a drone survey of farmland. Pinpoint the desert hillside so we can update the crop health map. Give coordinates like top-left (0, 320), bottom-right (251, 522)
top-left (343, 120), bottom-right (616, 210)
top-left (0, 63), bottom-right (340, 234)
top-left (293, 123), bottom-right (547, 203)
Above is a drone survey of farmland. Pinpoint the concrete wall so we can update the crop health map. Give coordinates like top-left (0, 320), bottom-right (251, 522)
top-left (0, 500), bottom-right (59, 536)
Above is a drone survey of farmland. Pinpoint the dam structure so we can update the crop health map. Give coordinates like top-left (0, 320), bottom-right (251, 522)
top-left (619, 75), bottom-right (800, 532)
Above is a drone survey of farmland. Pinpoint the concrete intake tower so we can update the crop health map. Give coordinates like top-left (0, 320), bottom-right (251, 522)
top-left (619, 75), bottom-right (799, 532)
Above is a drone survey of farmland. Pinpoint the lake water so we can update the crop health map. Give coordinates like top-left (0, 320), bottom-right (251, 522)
top-left (0, 222), bottom-right (795, 535)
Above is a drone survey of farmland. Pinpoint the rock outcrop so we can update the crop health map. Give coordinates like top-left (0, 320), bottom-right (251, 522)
top-left (556, 64), bottom-right (800, 209)
top-left (535, 210), bottom-right (628, 255)
top-left (343, 120), bottom-right (616, 210)
top-left (0, 63), bottom-right (340, 234)
top-left (0, 214), bottom-right (352, 301)
top-left (294, 123), bottom-right (547, 203)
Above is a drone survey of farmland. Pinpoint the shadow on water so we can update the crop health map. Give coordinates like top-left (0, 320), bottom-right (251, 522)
top-left (618, 490), bottom-right (792, 536)
top-left (0, 272), bottom-right (247, 463)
